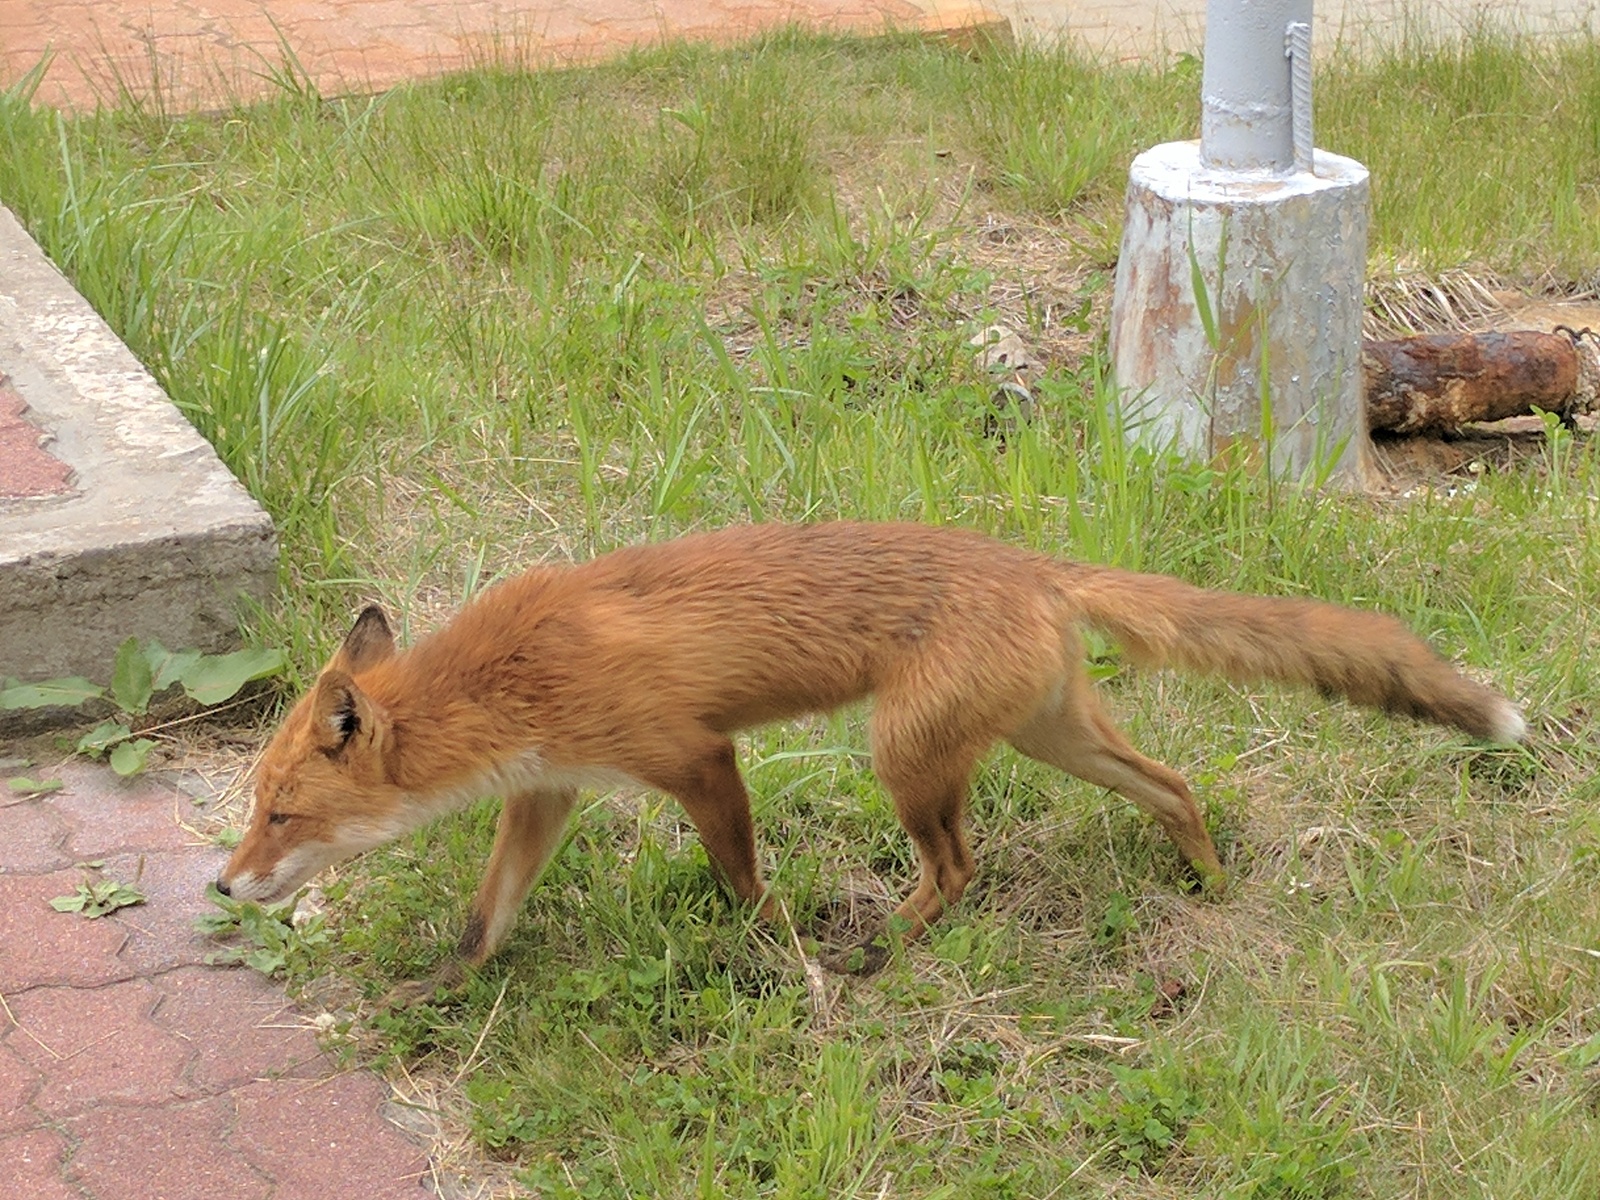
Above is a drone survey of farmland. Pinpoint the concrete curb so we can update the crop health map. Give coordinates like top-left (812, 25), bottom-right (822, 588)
top-left (0, 204), bottom-right (277, 691)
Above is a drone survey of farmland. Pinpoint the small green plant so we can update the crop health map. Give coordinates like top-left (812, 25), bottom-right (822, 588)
top-left (1093, 890), bottom-right (1137, 949)
top-left (0, 677), bottom-right (103, 709)
top-left (0, 637), bottom-right (285, 776)
top-left (51, 871), bottom-right (146, 918)
top-left (465, 1076), bottom-right (550, 1153)
top-left (196, 884), bottom-right (327, 976)
top-left (1078, 1059), bottom-right (1200, 1177)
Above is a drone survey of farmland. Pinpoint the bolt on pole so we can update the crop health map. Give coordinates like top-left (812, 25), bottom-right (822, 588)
top-left (1200, 0), bottom-right (1313, 173)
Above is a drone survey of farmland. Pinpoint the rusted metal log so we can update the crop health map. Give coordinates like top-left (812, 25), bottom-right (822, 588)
top-left (1363, 330), bottom-right (1598, 436)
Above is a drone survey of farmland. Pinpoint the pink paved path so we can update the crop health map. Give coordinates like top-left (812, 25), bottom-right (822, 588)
top-left (0, 377), bottom-right (74, 501)
top-left (0, 761), bottom-right (431, 1199)
top-left (2, 0), bottom-right (999, 112)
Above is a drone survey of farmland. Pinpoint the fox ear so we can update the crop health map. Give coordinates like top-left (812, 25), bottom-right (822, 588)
top-left (309, 669), bottom-right (383, 754)
top-left (332, 605), bottom-right (395, 674)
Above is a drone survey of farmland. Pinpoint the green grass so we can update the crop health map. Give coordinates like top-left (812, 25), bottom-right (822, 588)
top-left (3, 20), bottom-right (1600, 1199)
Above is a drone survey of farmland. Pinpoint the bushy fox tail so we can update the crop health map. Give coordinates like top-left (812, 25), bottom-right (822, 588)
top-left (1059, 564), bottom-right (1525, 744)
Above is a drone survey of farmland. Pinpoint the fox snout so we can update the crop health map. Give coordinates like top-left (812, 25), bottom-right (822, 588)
top-left (212, 854), bottom-right (282, 905)
top-left (212, 850), bottom-right (309, 907)
top-left (213, 824), bottom-right (318, 906)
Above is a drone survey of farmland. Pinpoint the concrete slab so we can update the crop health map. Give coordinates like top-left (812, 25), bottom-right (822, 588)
top-left (0, 203), bottom-right (276, 687)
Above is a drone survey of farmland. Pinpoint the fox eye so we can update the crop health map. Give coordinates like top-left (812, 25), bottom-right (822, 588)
top-left (267, 811), bottom-right (292, 826)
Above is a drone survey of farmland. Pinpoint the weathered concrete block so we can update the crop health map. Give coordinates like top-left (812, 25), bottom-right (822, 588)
top-left (1109, 139), bottom-right (1372, 485)
top-left (0, 204), bottom-right (277, 689)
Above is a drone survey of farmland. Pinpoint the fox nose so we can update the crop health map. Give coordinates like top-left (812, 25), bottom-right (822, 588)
top-left (214, 876), bottom-right (232, 897)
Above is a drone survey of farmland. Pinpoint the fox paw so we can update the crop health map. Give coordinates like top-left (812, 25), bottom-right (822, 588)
top-left (377, 961), bottom-right (466, 1009)
top-left (377, 979), bottom-right (441, 1009)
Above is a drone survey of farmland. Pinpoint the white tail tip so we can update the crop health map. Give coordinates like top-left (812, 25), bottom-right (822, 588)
top-left (1488, 701), bottom-right (1527, 745)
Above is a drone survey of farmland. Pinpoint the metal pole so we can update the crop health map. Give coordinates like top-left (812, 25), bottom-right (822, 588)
top-left (1200, 0), bottom-right (1313, 172)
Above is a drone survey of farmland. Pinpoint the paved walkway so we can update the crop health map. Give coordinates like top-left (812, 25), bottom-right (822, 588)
top-left (1004, 0), bottom-right (1600, 58)
top-left (2, 0), bottom-right (999, 112)
top-left (0, 760), bottom-right (432, 1199)
top-left (7, 0), bottom-right (1600, 112)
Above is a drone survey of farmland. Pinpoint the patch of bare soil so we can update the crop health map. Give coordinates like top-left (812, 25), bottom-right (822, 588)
top-left (1373, 412), bottom-right (1596, 483)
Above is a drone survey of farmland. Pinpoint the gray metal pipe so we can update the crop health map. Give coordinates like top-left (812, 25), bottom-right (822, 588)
top-left (1201, 0), bottom-right (1314, 172)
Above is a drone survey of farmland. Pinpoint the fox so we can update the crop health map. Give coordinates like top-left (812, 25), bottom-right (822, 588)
top-left (217, 521), bottom-right (1525, 982)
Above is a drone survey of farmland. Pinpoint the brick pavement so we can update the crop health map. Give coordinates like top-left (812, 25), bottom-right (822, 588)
top-left (0, 378), bottom-right (73, 502)
top-left (0, 760), bottom-right (431, 1200)
top-left (7, 0), bottom-right (1597, 115)
top-left (1, 0), bottom-right (1004, 112)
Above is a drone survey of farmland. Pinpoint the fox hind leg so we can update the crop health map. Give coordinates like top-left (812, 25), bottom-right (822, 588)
top-left (1009, 667), bottom-right (1224, 884)
top-left (826, 699), bottom-right (986, 974)
top-left (877, 751), bottom-right (981, 938)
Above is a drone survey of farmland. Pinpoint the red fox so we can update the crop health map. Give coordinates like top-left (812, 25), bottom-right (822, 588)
top-left (217, 522), bottom-right (1524, 980)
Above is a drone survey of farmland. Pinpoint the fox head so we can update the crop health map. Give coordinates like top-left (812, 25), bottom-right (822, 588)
top-left (218, 606), bottom-right (411, 905)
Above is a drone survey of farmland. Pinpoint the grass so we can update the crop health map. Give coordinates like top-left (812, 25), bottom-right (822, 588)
top-left (3, 17), bottom-right (1600, 1199)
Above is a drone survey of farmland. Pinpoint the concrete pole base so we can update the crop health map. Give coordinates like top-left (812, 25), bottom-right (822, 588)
top-left (1109, 140), bottom-right (1373, 486)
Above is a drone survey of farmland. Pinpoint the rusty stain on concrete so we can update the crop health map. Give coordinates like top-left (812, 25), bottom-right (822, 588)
top-left (1109, 139), bottom-right (1372, 485)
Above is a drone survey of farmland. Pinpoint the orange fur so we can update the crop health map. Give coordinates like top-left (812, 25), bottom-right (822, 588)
top-left (218, 521), bottom-right (1523, 977)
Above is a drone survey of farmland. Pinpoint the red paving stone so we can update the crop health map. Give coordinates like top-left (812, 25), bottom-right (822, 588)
top-left (0, 763), bottom-right (431, 1198)
top-left (0, 0), bottom-right (1000, 112)
top-left (0, 869), bottom-right (138, 992)
top-left (52, 766), bottom-right (203, 857)
top-left (0, 1128), bottom-right (77, 1200)
top-left (0, 795), bottom-right (73, 873)
top-left (0, 1044), bottom-right (45, 1134)
top-left (95, 848), bottom-right (236, 975)
top-left (65, 1099), bottom-right (271, 1200)
top-left (151, 966), bottom-right (328, 1092)
top-left (0, 377), bottom-right (75, 501)
top-left (9, 979), bottom-right (196, 1117)
top-left (232, 1075), bottom-right (433, 1199)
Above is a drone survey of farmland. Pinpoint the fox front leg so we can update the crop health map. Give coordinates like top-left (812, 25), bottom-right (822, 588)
top-left (382, 787), bottom-right (578, 1006)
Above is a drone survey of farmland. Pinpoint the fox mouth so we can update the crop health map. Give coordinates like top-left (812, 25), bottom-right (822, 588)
top-left (215, 864), bottom-right (309, 907)
top-left (215, 874), bottom-right (290, 905)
